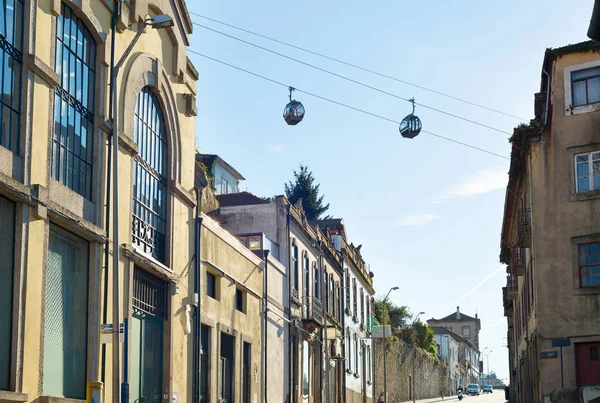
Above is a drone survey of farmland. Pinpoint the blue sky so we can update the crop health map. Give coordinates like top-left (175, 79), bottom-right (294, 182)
top-left (187, 1), bottom-right (593, 381)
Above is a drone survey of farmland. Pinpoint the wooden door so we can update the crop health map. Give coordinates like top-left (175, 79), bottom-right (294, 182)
top-left (576, 342), bottom-right (600, 386)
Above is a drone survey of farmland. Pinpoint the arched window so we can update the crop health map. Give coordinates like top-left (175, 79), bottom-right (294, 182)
top-left (52, 3), bottom-right (96, 198)
top-left (132, 87), bottom-right (168, 263)
top-left (0, 0), bottom-right (24, 154)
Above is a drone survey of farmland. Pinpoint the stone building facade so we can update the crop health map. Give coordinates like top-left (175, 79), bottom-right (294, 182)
top-left (0, 1), bottom-right (198, 403)
top-left (501, 40), bottom-right (600, 403)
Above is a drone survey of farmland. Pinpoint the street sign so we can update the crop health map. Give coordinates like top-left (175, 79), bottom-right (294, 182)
top-left (541, 351), bottom-right (558, 359)
top-left (551, 338), bottom-right (571, 347)
top-left (372, 325), bottom-right (391, 339)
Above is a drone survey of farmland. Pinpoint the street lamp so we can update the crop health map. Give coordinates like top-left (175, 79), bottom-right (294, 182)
top-left (412, 312), bottom-right (425, 403)
top-left (484, 351), bottom-right (493, 386)
top-left (111, 13), bottom-right (174, 403)
top-left (382, 286), bottom-right (399, 403)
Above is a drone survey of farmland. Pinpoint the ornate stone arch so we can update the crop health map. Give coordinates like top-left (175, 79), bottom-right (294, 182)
top-left (121, 52), bottom-right (182, 184)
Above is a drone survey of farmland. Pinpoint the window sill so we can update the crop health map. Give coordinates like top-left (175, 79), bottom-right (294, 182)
top-left (570, 189), bottom-right (600, 202)
top-left (573, 285), bottom-right (600, 296)
top-left (0, 391), bottom-right (28, 403)
top-left (291, 296), bottom-right (302, 306)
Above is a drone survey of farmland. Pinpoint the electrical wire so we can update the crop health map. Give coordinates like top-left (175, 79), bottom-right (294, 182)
top-left (191, 21), bottom-right (513, 136)
top-left (188, 49), bottom-right (509, 161)
top-left (189, 11), bottom-right (527, 122)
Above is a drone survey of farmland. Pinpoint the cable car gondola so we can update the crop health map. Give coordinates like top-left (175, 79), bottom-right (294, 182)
top-left (283, 87), bottom-right (305, 125)
top-left (399, 98), bottom-right (422, 139)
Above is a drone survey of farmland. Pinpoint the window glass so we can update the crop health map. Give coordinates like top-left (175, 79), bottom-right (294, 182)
top-left (572, 67), bottom-right (600, 80)
top-left (132, 87), bottom-right (168, 263)
top-left (576, 154), bottom-right (591, 192)
top-left (52, 3), bottom-right (95, 198)
top-left (573, 80), bottom-right (587, 106)
top-left (0, 0), bottom-right (24, 154)
top-left (248, 235), bottom-right (261, 250)
top-left (235, 288), bottom-right (244, 312)
top-left (579, 242), bottom-right (600, 287)
top-left (588, 77), bottom-right (600, 104)
top-left (206, 272), bottom-right (217, 299)
top-left (302, 341), bottom-right (310, 398)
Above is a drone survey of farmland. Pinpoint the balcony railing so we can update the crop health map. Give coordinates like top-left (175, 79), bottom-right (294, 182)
top-left (511, 246), bottom-right (525, 276)
top-left (292, 288), bottom-right (299, 300)
top-left (507, 275), bottom-right (518, 300)
top-left (302, 296), bottom-right (323, 327)
top-left (519, 208), bottom-right (532, 248)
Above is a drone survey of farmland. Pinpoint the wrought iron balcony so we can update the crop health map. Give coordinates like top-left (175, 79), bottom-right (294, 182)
top-left (292, 288), bottom-right (299, 300)
top-left (519, 208), bottom-right (532, 248)
top-left (507, 275), bottom-right (518, 300)
top-left (511, 246), bottom-right (525, 276)
top-left (502, 287), bottom-right (514, 316)
top-left (302, 296), bottom-right (323, 330)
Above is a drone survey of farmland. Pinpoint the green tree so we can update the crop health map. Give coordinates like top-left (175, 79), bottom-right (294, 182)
top-left (413, 320), bottom-right (437, 355)
top-left (284, 164), bottom-right (330, 220)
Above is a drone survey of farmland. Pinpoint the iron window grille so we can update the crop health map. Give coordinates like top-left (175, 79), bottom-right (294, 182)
top-left (519, 208), bottom-right (532, 246)
top-left (578, 242), bottom-right (600, 287)
top-left (132, 87), bottom-right (168, 264)
top-left (133, 268), bottom-right (168, 319)
top-left (0, 0), bottom-right (24, 154)
top-left (52, 3), bottom-right (96, 199)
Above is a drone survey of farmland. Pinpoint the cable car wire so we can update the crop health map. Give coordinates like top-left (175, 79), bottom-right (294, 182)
top-left (188, 49), bottom-right (509, 160)
top-left (191, 22), bottom-right (513, 136)
top-left (189, 12), bottom-right (527, 122)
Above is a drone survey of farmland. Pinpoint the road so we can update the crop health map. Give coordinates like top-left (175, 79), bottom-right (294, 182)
top-left (400, 391), bottom-right (507, 403)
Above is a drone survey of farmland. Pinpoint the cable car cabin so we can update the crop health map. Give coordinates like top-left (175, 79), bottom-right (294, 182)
top-left (283, 100), bottom-right (305, 125)
top-left (399, 114), bottom-right (422, 139)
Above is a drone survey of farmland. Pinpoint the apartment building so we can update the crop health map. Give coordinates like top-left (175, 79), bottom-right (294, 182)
top-left (501, 40), bottom-right (600, 403)
top-left (0, 1), bottom-right (198, 403)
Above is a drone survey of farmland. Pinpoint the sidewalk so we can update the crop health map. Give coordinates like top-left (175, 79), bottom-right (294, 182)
top-left (397, 396), bottom-right (460, 403)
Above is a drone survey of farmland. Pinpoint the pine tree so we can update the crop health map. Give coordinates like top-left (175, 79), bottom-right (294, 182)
top-left (284, 164), bottom-right (330, 220)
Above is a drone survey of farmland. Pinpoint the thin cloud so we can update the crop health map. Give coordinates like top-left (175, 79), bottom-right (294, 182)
top-left (395, 214), bottom-right (439, 227)
top-left (440, 267), bottom-right (504, 312)
top-left (266, 144), bottom-right (285, 154)
top-left (445, 169), bottom-right (507, 198)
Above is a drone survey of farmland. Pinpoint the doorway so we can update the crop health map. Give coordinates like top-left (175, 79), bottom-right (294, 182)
top-left (576, 342), bottom-right (600, 386)
top-left (130, 268), bottom-right (167, 403)
top-left (220, 333), bottom-right (235, 403)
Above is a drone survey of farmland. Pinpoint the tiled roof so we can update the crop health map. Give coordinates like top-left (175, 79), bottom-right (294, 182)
top-left (216, 192), bottom-right (269, 207)
top-left (315, 218), bottom-right (343, 230)
top-left (546, 40), bottom-right (600, 57)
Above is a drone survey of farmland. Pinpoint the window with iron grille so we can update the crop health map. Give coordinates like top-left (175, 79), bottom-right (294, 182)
top-left (578, 242), bottom-right (600, 287)
top-left (0, 0), bottom-right (24, 154)
top-left (133, 268), bottom-right (168, 319)
top-left (132, 87), bottom-right (168, 263)
top-left (52, 3), bottom-right (96, 198)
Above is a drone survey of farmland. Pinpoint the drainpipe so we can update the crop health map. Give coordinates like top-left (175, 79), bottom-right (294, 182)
top-left (100, 0), bottom-right (118, 384)
top-left (340, 257), bottom-right (346, 403)
top-left (286, 205), bottom-right (293, 403)
top-left (263, 249), bottom-right (270, 403)
top-left (192, 189), bottom-right (202, 403)
top-left (319, 245), bottom-right (330, 403)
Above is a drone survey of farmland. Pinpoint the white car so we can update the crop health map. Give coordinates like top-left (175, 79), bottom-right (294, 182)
top-left (483, 385), bottom-right (493, 393)
top-left (466, 384), bottom-right (480, 396)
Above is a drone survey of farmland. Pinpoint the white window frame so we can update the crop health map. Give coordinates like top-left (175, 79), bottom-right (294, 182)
top-left (574, 151), bottom-right (600, 193)
top-left (221, 176), bottom-right (229, 195)
top-left (564, 59), bottom-right (600, 116)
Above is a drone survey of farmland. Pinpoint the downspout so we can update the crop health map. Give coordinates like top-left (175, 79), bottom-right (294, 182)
top-left (320, 244), bottom-right (330, 403)
top-left (193, 190), bottom-right (202, 403)
top-left (286, 205), bottom-right (293, 403)
top-left (101, 0), bottom-right (118, 384)
top-left (263, 249), bottom-right (270, 403)
top-left (340, 257), bottom-right (347, 403)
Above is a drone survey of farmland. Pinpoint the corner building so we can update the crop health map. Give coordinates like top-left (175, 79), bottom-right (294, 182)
top-left (0, 1), bottom-right (198, 403)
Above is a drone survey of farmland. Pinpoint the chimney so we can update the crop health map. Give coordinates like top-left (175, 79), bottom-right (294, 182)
top-left (456, 306), bottom-right (461, 320)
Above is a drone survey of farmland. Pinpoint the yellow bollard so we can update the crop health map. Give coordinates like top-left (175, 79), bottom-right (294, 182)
top-left (86, 381), bottom-right (104, 403)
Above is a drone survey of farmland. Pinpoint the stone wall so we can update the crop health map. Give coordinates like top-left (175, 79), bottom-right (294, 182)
top-left (374, 339), bottom-right (449, 402)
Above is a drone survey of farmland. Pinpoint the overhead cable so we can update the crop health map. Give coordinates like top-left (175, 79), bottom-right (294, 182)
top-left (191, 21), bottom-right (513, 136)
top-left (188, 49), bottom-right (509, 161)
top-left (189, 11), bottom-right (527, 122)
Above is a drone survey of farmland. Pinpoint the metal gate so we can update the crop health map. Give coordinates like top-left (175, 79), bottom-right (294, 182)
top-left (130, 268), bottom-right (167, 403)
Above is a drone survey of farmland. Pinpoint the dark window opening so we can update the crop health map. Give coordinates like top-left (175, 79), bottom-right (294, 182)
top-left (592, 346), bottom-right (599, 361)
top-left (200, 325), bottom-right (211, 402)
top-left (220, 333), bottom-right (235, 403)
top-left (206, 272), bottom-right (217, 299)
top-left (242, 342), bottom-right (251, 403)
top-left (235, 288), bottom-right (245, 313)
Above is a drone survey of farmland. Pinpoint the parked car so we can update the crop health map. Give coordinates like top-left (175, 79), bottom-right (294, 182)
top-left (466, 384), bottom-right (481, 396)
top-left (483, 385), bottom-right (493, 393)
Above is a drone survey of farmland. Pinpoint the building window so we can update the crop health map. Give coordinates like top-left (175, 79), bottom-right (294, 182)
top-left (242, 342), bottom-right (251, 403)
top-left (366, 298), bottom-right (371, 330)
top-left (575, 152), bottom-right (600, 193)
top-left (292, 243), bottom-right (298, 294)
top-left (360, 288), bottom-right (365, 326)
top-left (302, 340), bottom-right (310, 398)
top-left (572, 67), bottom-right (600, 107)
top-left (52, 3), bottom-right (96, 198)
top-left (345, 269), bottom-right (350, 307)
top-left (578, 242), bottom-right (600, 287)
top-left (352, 278), bottom-right (357, 319)
top-left (346, 327), bottom-right (352, 372)
top-left (235, 287), bottom-right (246, 313)
top-left (354, 334), bottom-right (359, 374)
top-left (132, 87), bottom-right (168, 263)
top-left (367, 346), bottom-right (372, 383)
top-left (303, 253), bottom-right (309, 298)
top-left (329, 274), bottom-right (335, 317)
top-left (336, 281), bottom-right (341, 320)
top-left (591, 346), bottom-right (599, 361)
top-left (200, 325), bottom-right (211, 402)
top-left (462, 326), bottom-right (470, 338)
top-left (324, 269), bottom-right (329, 313)
top-left (0, 196), bottom-right (15, 390)
top-left (44, 226), bottom-right (89, 399)
top-left (0, 0), bottom-right (24, 154)
top-left (206, 271), bottom-right (218, 299)
top-left (221, 177), bottom-right (229, 195)
top-left (313, 262), bottom-right (319, 300)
